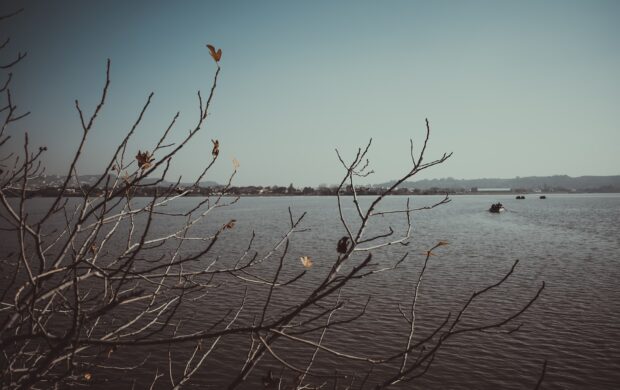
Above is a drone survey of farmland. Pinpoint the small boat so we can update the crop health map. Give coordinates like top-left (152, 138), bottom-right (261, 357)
top-left (516, 195), bottom-right (525, 199)
top-left (489, 202), bottom-right (505, 213)
top-left (539, 195), bottom-right (546, 199)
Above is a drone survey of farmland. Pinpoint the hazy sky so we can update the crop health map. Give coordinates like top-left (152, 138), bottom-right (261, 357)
top-left (2, 0), bottom-right (619, 186)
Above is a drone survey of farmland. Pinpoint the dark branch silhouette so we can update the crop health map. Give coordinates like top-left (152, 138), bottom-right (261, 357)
top-left (0, 8), bottom-right (545, 389)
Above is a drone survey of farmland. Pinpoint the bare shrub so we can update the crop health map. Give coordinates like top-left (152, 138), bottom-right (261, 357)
top-left (0, 8), bottom-right (544, 389)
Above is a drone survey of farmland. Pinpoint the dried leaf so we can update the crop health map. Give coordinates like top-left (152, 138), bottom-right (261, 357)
top-left (136, 150), bottom-right (155, 170)
top-left (436, 240), bottom-right (449, 247)
top-left (206, 44), bottom-right (222, 62)
top-left (337, 236), bottom-right (350, 254)
top-left (89, 243), bottom-right (97, 255)
top-left (224, 219), bottom-right (236, 229)
top-left (424, 250), bottom-right (436, 257)
top-left (232, 157), bottom-right (240, 170)
top-left (211, 139), bottom-right (220, 158)
top-left (300, 256), bottom-right (313, 269)
top-left (83, 372), bottom-right (92, 381)
top-left (106, 345), bottom-right (117, 358)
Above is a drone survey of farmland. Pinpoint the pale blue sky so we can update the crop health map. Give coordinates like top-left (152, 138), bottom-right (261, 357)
top-left (2, 0), bottom-right (619, 186)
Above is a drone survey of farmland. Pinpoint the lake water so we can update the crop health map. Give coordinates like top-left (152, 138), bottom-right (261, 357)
top-left (7, 194), bottom-right (620, 389)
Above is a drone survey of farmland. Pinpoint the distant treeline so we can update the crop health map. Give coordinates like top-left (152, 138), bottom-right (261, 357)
top-left (9, 182), bottom-right (620, 198)
top-left (25, 174), bottom-right (620, 196)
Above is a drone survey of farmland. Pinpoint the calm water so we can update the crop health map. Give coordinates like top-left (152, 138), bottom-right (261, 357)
top-left (8, 194), bottom-right (620, 389)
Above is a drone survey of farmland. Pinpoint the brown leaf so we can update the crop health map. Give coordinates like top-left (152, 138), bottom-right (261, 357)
top-left (211, 139), bottom-right (220, 157)
top-left (89, 243), bottom-right (97, 255)
top-left (232, 157), bottom-right (240, 170)
top-left (436, 240), bottom-right (449, 247)
top-left (300, 256), bottom-right (313, 269)
top-left (206, 44), bottom-right (222, 62)
top-left (83, 372), bottom-right (92, 381)
top-left (337, 236), bottom-right (350, 254)
top-left (223, 219), bottom-right (236, 229)
top-left (136, 150), bottom-right (155, 170)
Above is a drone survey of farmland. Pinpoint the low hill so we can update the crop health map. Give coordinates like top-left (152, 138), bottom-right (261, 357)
top-left (377, 175), bottom-right (620, 192)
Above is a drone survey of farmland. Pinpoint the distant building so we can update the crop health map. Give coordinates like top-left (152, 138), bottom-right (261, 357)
top-left (477, 188), bottom-right (512, 192)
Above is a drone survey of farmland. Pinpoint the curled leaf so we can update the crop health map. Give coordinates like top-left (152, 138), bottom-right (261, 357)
top-left (89, 243), bottom-right (97, 255)
top-left (136, 150), bottom-right (155, 170)
top-left (300, 256), bottom-right (313, 269)
top-left (206, 44), bottom-right (222, 62)
top-left (337, 236), bottom-right (350, 254)
top-left (436, 241), bottom-right (449, 247)
top-left (211, 139), bottom-right (220, 157)
top-left (232, 157), bottom-right (240, 170)
top-left (83, 372), bottom-right (92, 381)
top-left (224, 219), bottom-right (236, 229)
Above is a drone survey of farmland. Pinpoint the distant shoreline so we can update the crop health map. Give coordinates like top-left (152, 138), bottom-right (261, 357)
top-left (9, 190), bottom-right (620, 199)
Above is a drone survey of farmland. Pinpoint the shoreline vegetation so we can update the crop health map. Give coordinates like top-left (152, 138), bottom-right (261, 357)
top-left (13, 174), bottom-right (620, 198)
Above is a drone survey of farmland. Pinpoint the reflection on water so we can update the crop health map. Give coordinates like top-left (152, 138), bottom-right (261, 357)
top-left (8, 194), bottom-right (620, 389)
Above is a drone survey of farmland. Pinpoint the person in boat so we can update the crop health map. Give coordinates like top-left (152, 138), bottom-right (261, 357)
top-left (489, 202), bottom-right (504, 212)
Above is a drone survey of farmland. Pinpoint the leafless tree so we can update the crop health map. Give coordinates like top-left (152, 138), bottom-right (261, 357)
top-left (0, 8), bottom-right (545, 389)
